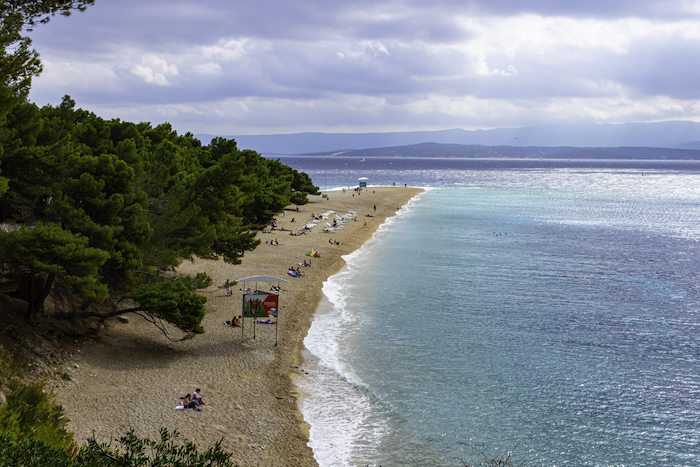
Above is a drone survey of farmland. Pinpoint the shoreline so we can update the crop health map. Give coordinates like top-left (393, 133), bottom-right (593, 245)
top-left (54, 186), bottom-right (422, 467)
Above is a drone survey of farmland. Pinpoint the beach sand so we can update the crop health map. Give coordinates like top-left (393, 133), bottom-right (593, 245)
top-left (54, 186), bottom-right (422, 467)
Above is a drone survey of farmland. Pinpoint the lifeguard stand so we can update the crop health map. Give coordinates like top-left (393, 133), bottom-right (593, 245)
top-left (235, 275), bottom-right (289, 346)
top-left (358, 177), bottom-right (368, 188)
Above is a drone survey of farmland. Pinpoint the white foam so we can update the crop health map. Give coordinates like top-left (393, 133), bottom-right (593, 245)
top-left (298, 196), bottom-right (425, 466)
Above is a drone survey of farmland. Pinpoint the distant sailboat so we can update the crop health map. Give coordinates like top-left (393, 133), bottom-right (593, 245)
top-left (360, 157), bottom-right (366, 162)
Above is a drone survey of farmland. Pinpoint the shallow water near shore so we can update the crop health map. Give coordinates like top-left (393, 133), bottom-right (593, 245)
top-left (292, 159), bottom-right (700, 466)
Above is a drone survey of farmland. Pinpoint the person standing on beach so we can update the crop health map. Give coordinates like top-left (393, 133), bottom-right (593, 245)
top-left (224, 279), bottom-right (232, 295)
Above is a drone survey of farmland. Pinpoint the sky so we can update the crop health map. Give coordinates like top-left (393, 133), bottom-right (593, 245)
top-left (25, 0), bottom-right (700, 136)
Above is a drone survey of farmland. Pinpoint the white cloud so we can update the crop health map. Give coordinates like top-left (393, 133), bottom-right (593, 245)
top-left (131, 55), bottom-right (179, 85)
top-left (202, 39), bottom-right (253, 60)
top-left (38, 60), bottom-right (118, 89)
top-left (191, 62), bottom-right (223, 74)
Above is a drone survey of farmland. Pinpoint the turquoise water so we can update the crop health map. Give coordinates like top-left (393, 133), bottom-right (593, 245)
top-left (295, 165), bottom-right (700, 466)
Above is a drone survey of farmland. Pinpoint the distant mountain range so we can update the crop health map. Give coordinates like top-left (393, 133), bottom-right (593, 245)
top-left (303, 143), bottom-right (700, 160)
top-left (197, 121), bottom-right (700, 156)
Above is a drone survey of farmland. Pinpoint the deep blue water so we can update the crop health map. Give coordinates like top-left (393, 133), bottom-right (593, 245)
top-left (282, 157), bottom-right (700, 467)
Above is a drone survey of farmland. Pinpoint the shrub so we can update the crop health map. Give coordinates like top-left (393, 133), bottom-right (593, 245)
top-left (0, 436), bottom-right (74, 467)
top-left (76, 428), bottom-right (238, 467)
top-left (0, 379), bottom-right (76, 455)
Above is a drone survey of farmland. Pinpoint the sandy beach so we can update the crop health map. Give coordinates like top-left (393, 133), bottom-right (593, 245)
top-left (53, 186), bottom-right (422, 467)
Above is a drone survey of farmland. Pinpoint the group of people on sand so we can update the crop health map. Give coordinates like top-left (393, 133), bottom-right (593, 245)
top-left (180, 389), bottom-right (206, 410)
top-left (287, 266), bottom-right (304, 278)
top-left (266, 238), bottom-right (281, 245)
top-left (328, 239), bottom-right (341, 245)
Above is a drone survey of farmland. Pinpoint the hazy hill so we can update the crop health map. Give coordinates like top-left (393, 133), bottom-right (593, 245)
top-left (303, 143), bottom-right (700, 160)
top-left (196, 121), bottom-right (700, 155)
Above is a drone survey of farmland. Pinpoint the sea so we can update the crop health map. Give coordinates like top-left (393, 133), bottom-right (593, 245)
top-left (271, 156), bottom-right (700, 467)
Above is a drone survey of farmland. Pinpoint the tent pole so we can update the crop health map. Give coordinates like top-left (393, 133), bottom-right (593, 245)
top-left (241, 293), bottom-right (245, 344)
top-left (253, 281), bottom-right (258, 339)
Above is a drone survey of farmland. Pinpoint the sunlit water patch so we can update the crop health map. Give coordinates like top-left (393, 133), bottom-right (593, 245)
top-left (296, 161), bottom-right (700, 466)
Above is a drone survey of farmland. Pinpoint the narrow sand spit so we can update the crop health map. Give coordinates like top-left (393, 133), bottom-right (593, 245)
top-left (55, 187), bottom-right (422, 467)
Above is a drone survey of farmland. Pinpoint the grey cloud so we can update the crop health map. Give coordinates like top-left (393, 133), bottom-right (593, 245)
top-left (40, 0), bottom-right (684, 55)
top-left (610, 41), bottom-right (700, 99)
top-left (24, 0), bottom-right (700, 134)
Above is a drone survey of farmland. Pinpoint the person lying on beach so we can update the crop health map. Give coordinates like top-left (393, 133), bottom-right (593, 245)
top-left (224, 316), bottom-right (242, 326)
top-left (287, 268), bottom-right (303, 278)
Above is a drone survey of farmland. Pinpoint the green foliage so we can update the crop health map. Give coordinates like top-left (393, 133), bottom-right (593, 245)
top-left (0, 222), bottom-right (110, 315)
top-left (0, 379), bottom-right (76, 455)
top-left (76, 428), bottom-right (238, 467)
top-left (0, 1), bottom-right (95, 29)
top-left (0, 0), bottom-right (318, 335)
top-left (0, 436), bottom-right (74, 467)
top-left (0, 2), bottom-right (94, 129)
top-left (131, 280), bottom-right (207, 334)
top-left (0, 95), bottom-right (316, 333)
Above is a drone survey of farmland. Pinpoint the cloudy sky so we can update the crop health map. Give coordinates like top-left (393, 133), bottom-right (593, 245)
top-left (26, 0), bottom-right (700, 135)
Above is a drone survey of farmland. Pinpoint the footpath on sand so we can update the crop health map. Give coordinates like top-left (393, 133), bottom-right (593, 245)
top-left (53, 186), bottom-right (423, 467)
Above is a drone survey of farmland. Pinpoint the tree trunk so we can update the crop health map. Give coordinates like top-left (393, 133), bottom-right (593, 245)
top-left (26, 269), bottom-right (54, 320)
top-left (26, 265), bottom-right (34, 320)
top-left (33, 272), bottom-right (54, 314)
